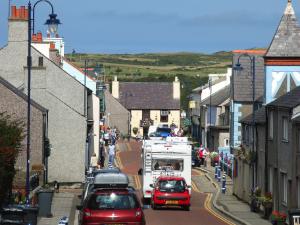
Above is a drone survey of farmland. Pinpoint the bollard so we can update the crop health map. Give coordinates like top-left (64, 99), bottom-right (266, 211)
top-left (221, 174), bottom-right (226, 194)
top-left (215, 165), bottom-right (218, 179)
top-left (217, 168), bottom-right (221, 182)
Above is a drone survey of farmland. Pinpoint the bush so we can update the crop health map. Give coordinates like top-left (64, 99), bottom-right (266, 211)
top-left (132, 127), bottom-right (139, 135)
top-left (0, 113), bottom-right (24, 206)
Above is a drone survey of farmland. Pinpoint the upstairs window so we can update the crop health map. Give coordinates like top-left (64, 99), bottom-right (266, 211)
top-left (38, 57), bottom-right (43, 67)
top-left (282, 117), bottom-right (288, 141)
top-left (160, 110), bottom-right (169, 123)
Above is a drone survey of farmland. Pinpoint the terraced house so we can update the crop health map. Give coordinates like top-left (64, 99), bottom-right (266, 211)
top-left (112, 76), bottom-right (181, 136)
top-left (0, 6), bottom-right (100, 182)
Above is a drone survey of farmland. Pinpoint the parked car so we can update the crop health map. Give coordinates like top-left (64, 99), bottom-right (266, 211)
top-left (82, 167), bottom-right (121, 202)
top-left (191, 149), bottom-right (200, 167)
top-left (78, 173), bottom-right (145, 225)
top-left (150, 176), bottom-right (191, 211)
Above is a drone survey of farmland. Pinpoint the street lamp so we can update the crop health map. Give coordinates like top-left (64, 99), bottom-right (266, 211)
top-left (26, 0), bottom-right (61, 204)
top-left (234, 53), bottom-right (256, 190)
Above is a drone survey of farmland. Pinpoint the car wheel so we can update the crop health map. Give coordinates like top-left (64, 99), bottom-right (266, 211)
top-left (183, 205), bottom-right (190, 211)
top-left (152, 202), bottom-right (158, 210)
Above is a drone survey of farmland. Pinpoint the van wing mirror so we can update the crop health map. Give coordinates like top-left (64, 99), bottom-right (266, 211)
top-left (187, 185), bottom-right (191, 189)
top-left (149, 184), bottom-right (154, 188)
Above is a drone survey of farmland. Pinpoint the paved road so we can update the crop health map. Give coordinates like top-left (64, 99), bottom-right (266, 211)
top-left (117, 141), bottom-right (236, 225)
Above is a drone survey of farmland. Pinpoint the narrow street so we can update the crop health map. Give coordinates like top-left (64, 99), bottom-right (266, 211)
top-left (117, 140), bottom-right (237, 225)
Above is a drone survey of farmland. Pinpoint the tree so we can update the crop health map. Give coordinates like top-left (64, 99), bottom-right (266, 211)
top-left (0, 112), bottom-right (24, 206)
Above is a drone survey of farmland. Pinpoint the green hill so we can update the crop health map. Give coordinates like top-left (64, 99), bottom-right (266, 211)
top-left (65, 52), bottom-right (232, 110)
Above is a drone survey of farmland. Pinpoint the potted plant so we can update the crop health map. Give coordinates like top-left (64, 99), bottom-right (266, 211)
top-left (270, 210), bottom-right (287, 225)
top-left (210, 152), bottom-right (219, 167)
top-left (258, 192), bottom-right (273, 219)
top-left (249, 187), bottom-right (261, 212)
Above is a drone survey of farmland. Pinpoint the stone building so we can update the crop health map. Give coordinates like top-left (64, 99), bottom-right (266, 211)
top-left (0, 76), bottom-right (48, 185)
top-left (267, 87), bottom-right (300, 212)
top-left (111, 76), bottom-right (181, 136)
top-left (200, 85), bottom-right (230, 151)
top-left (0, 6), bottom-right (88, 182)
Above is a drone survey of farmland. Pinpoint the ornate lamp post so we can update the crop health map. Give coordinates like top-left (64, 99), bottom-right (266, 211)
top-left (234, 53), bottom-right (256, 190)
top-left (26, 0), bottom-right (61, 204)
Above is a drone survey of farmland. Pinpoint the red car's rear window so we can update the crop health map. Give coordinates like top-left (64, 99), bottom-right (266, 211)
top-left (157, 179), bottom-right (186, 193)
top-left (87, 193), bottom-right (139, 210)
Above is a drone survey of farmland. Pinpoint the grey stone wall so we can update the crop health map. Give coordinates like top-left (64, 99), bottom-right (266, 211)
top-left (0, 79), bottom-right (45, 178)
top-left (0, 19), bottom-right (86, 182)
top-left (105, 90), bottom-right (129, 135)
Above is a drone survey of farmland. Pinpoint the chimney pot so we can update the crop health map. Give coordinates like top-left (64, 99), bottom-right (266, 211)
top-left (50, 42), bottom-right (55, 50)
top-left (11, 6), bottom-right (17, 18)
top-left (37, 32), bottom-right (43, 42)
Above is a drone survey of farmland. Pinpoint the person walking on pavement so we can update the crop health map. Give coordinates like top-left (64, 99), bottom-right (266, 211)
top-left (99, 142), bottom-right (106, 168)
top-left (108, 143), bottom-right (116, 167)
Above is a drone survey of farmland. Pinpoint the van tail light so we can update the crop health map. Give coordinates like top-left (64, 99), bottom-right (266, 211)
top-left (135, 208), bottom-right (142, 219)
top-left (146, 190), bottom-right (152, 194)
top-left (83, 208), bottom-right (91, 218)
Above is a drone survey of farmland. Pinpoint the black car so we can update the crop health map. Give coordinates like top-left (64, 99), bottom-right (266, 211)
top-left (191, 149), bottom-right (200, 167)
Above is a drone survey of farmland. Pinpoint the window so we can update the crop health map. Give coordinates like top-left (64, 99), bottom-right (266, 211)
top-left (152, 159), bottom-right (183, 171)
top-left (269, 111), bottom-right (273, 139)
top-left (160, 110), bottom-right (169, 123)
top-left (38, 57), bottom-right (43, 67)
top-left (282, 117), bottom-right (288, 141)
top-left (269, 168), bottom-right (273, 194)
top-left (282, 173), bottom-right (287, 205)
top-left (224, 139), bottom-right (229, 147)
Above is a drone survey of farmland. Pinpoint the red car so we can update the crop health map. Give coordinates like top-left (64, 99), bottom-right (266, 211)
top-left (151, 176), bottom-right (191, 211)
top-left (78, 188), bottom-right (146, 225)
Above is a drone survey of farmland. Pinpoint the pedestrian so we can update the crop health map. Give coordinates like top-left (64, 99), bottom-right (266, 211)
top-left (104, 131), bottom-right (110, 146)
top-left (203, 148), bottom-right (208, 167)
top-left (90, 152), bottom-right (98, 169)
top-left (198, 145), bottom-right (205, 166)
top-left (99, 142), bottom-right (106, 168)
top-left (108, 143), bottom-right (116, 167)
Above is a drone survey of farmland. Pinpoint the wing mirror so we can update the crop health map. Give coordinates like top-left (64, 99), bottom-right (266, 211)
top-left (149, 184), bottom-right (154, 188)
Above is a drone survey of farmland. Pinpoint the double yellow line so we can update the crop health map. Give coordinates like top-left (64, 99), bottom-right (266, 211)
top-left (115, 151), bottom-right (124, 170)
top-left (133, 175), bottom-right (141, 189)
top-left (191, 181), bottom-right (201, 193)
top-left (204, 193), bottom-right (236, 225)
top-left (126, 142), bottom-right (133, 151)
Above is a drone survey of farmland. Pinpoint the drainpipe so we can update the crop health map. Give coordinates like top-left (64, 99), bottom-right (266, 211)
top-left (265, 107), bottom-right (269, 194)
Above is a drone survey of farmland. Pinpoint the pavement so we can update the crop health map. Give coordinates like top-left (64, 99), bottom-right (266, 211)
top-left (196, 159), bottom-right (272, 225)
top-left (37, 190), bottom-right (79, 225)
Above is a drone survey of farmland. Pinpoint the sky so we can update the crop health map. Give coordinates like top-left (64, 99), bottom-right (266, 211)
top-left (0, 0), bottom-right (298, 54)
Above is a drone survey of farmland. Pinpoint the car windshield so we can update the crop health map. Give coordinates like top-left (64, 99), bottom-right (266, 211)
top-left (87, 193), bottom-right (139, 210)
top-left (156, 128), bottom-right (171, 134)
top-left (158, 179), bottom-right (186, 193)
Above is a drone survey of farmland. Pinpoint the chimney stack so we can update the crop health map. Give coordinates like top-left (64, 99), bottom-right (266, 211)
top-left (8, 6), bottom-right (29, 43)
top-left (112, 76), bottom-right (119, 99)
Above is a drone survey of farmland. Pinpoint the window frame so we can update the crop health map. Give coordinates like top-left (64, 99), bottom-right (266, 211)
top-left (160, 110), bottom-right (169, 123)
top-left (282, 173), bottom-right (288, 205)
top-left (282, 117), bottom-right (289, 142)
top-left (269, 111), bottom-right (273, 140)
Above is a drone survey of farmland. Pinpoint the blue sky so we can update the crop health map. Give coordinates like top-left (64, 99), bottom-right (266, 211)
top-left (0, 0), bottom-right (297, 53)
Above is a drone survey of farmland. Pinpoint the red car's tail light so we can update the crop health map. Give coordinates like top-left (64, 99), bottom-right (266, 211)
top-left (135, 208), bottom-right (142, 219)
top-left (83, 208), bottom-right (91, 217)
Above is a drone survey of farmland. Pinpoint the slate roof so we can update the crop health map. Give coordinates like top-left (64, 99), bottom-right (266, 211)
top-left (200, 85), bottom-right (230, 106)
top-left (0, 76), bottom-right (47, 113)
top-left (232, 50), bottom-right (265, 103)
top-left (267, 85), bottom-right (300, 108)
top-left (266, 1), bottom-right (300, 57)
top-left (118, 82), bottom-right (180, 110)
top-left (240, 106), bottom-right (266, 125)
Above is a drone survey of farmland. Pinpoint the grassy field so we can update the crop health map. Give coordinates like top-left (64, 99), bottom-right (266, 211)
top-left (65, 52), bottom-right (232, 109)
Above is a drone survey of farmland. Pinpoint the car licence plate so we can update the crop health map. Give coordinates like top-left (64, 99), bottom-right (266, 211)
top-left (165, 200), bottom-right (179, 204)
